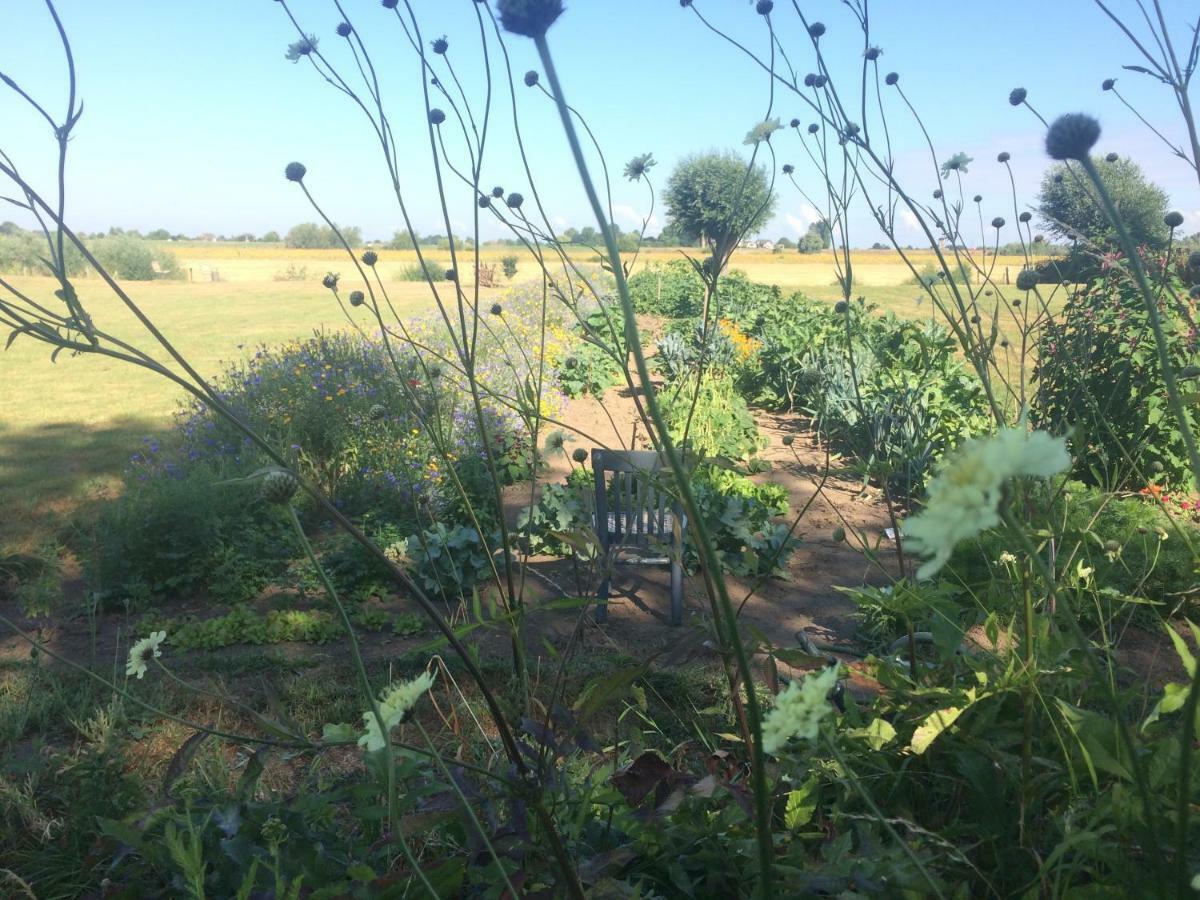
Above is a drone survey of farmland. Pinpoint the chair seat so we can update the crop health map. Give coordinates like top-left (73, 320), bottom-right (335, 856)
top-left (599, 510), bottom-right (677, 543)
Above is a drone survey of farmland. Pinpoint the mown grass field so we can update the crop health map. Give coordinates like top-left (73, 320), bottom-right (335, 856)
top-left (0, 245), bottom-right (1039, 551)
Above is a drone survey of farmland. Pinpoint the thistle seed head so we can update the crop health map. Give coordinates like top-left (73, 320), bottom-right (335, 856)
top-left (432, 36), bottom-right (449, 54)
top-left (262, 470), bottom-right (300, 505)
top-left (1016, 269), bottom-right (1039, 291)
top-left (496, 0), bottom-right (565, 38)
top-left (1045, 113), bottom-right (1101, 161)
top-left (361, 250), bottom-right (378, 266)
top-left (349, 290), bottom-right (365, 307)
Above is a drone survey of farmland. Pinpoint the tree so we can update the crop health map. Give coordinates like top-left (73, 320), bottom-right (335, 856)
top-left (797, 222), bottom-right (830, 254)
top-left (775, 236), bottom-right (796, 250)
top-left (655, 220), bottom-right (697, 247)
top-left (1038, 156), bottom-right (1170, 252)
top-left (261, 231), bottom-right (281, 243)
top-left (663, 151), bottom-right (776, 251)
top-left (287, 222), bottom-right (362, 249)
top-left (146, 229), bottom-right (171, 241)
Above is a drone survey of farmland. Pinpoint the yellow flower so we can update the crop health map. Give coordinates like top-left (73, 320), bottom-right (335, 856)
top-left (903, 428), bottom-right (1070, 579)
top-left (358, 671), bottom-right (436, 752)
top-left (761, 665), bottom-right (840, 754)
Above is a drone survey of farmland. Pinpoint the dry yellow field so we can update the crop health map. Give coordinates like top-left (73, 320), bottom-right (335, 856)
top-left (162, 242), bottom-right (1035, 289)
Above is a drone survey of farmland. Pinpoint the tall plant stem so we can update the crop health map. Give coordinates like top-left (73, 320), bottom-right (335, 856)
top-left (1000, 508), bottom-right (1165, 883)
top-left (533, 33), bottom-right (775, 899)
top-left (285, 506), bottom-right (438, 898)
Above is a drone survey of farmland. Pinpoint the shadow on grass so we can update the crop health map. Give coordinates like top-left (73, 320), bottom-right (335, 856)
top-left (0, 416), bottom-right (167, 550)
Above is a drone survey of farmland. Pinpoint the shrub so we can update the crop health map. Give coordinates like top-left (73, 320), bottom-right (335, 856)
top-left (517, 468), bottom-right (595, 557)
top-left (397, 260), bottom-right (441, 282)
top-left (501, 254), bottom-right (518, 278)
top-left (629, 259), bottom-right (705, 317)
top-left (88, 332), bottom-right (528, 605)
top-left (1033, 255), bottom-right (1200, 491)
top-left (688, 464), bottom-right (798, 577)
top-left (90, 235), bottom-right (181, 280)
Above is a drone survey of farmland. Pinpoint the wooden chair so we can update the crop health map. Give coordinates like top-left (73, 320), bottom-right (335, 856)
top-left (592, 449), bottom-right (686, 626)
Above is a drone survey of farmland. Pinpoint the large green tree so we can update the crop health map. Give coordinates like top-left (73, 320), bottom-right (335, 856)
top-left (1037, 156), bottom-right (1170, 251)
top-left (663, 151), bottom-right (776, 252)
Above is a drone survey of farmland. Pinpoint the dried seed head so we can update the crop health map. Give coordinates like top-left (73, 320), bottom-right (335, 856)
top-left (490, 302), bottom-right (503, 316)
top-left (789, 117), bottom-right (801, 128)
top-left (808, 22), bottom-right (826, 38)
top-left (782, 434), bottom-right (795, 446)
top-left (1034, 234), bottom-right (1045, 242)
top-left (782, 164), bottom-right (794, 174)
top-left (349, 290), bottom-right (365, 307)
top-left (756, 0), bottom-right (774, 14)
top-left (997, 151), bottom-right (1011, 163)
top-left (478, 195), bottom-right (492, 208)
top-left (1019, 211), bottom-right (1032, 223)
top-left (1045, 113), bottom-right (1101, 161)
top-left (973, 194), bottom-right (983, 203)
top-left (1102, 78), bottom-right (1115, 91)
top-left (524, 70), bottom-right (539, 87)
top-left (369, 404), bottom-right (387, 421)
top-left (803, 73), bottom-right (817, 87)
top-left (432, 36), bottom-right (449, 55)
top-left (1104, 539), bottom-right (1122, 553)
top-left (496, 0), bottom-right (565, 38)
top-left (1105, 152), bottom-right (1119, 162)
top-left (864, 46), bottom-right (881, 61)
top-left (361, 250), bottom-right (378, 266)
top-left (572, 447), bottom-right (589, 463)
top-left (429, 108), bottom-right (447, 126)
top-left (885, 72), bottom-right (899, 86)
top-left (933, 189), bottom-right (943, 199)
top-left (992, 217), bottom-right (1005, 229)
top-left (1016, 269), bottom-right (1039, 291)
top-left (382, 0), bottom-right (399, 7)
top-left (261, 470), bottom-right (300, 505)
top-left (322, 272), bottom-right (340, 291)
top-left (492, 186), bottom-right (505, 198)
top-left (1187, 251), bottom-right (1200, 269)
top-left (1164, 211), bottom-right (1184, 228)
top-left (506, 192), bottom-right (525, 209)
top-left (834, 300), bottom-right (849, 314)
top-left (1009, 87), bottom-right (1027, 106)
top-left (807, 123), bottom-right (820, 134)
top-left (336, 22), bottom-right (353, 38)
top-left (284, 162), bottom-right (307, 182)
top-left (832, 526), bottom-right (846, 542)
top-left (813, 75), bottom-right (828, 88)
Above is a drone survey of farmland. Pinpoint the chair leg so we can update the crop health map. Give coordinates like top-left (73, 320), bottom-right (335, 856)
top-left (669, 559), bottom-right (683, 627)
top-left (595, 575), bottom-right (611, 623)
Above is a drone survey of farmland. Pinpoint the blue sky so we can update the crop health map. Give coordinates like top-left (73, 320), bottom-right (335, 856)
top-left (1, 0), bottom-right (1198, 246)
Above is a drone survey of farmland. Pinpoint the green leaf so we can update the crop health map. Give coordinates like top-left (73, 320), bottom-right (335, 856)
top-left (846, 717), bottom-right (897, 751)
top-left (909, 691), bottom-right (976, 755)
top-left (784, 777), bottom-right (818, 830)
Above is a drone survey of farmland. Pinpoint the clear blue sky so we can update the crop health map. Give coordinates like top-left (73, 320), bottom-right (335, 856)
top-left (1, 0), bottom-right (1197, 246)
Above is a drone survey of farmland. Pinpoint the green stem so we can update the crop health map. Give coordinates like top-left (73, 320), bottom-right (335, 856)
top-left (414, 720), bottom-right (520, 899)
top-left (1000, 507), bottom-right (1165, 879)
top-left (824, 734), bottom-right (946, 899)
top-left (285, 506), bottom-right (438, 899)
top-left (534, 32), bottom-right (775, 898)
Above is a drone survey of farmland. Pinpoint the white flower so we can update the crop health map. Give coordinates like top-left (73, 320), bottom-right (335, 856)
top-left (358, 671), bottom-right (436, 752)
top-left (761, 665), bottom-right (840, 754)
top-left (744, 118), bottom-right (782, 145)
top-left (903, 428), bottom-right (1070, 580)
top-left (126, 631), bottom-right (166, 680)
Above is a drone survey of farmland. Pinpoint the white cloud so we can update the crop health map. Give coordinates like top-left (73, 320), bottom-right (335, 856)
top-left (898, 208), bottom-right (920, 231)
top-left (785, 205), bottom-right (821, 234)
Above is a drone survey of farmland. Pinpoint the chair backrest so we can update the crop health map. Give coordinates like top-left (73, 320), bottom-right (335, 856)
top-left (592, 449), bottom-right (682, 550)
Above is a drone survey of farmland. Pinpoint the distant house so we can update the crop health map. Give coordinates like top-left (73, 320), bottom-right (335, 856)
top-left (756, 239), bottom-right (775, 251)
top-left (738, 238), bottom-right (776, 250)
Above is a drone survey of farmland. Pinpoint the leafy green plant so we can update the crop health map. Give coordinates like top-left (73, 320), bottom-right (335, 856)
top-left (662, 373), bottom-right (765, 461)
top-left (401, 523), bottom-right (498, 601)
top-left (1034, 257), bottom-right (1200, 492)
top-left (518, 468), bottom-right (596, 557)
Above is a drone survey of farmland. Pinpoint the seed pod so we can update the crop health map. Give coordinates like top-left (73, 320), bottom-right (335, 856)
top-left (262, 470), bottom-right (300, 505)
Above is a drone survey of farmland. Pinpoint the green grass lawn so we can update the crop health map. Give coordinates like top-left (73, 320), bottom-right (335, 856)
top-left (0, 275), bottom-right (458, 550)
